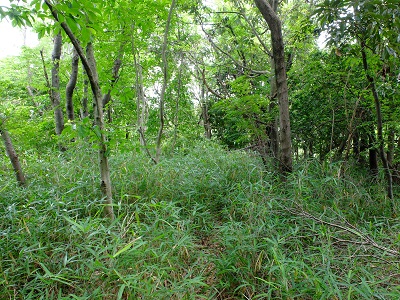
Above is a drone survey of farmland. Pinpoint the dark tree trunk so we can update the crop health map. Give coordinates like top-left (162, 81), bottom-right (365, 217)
top-left (102, 49), bottom-right (123, 123)
top-left (1, 128), bottom-right (26, 186)
top-left (368, 134), bottom-right (379, 177)
top-left (360, 41), bottom-right (393, 200)
top-left (66, 47), bottom-right (79, 121)
top-left (51, 32), bottom-right (64, 135)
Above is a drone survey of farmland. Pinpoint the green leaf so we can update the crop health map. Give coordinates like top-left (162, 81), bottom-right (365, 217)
top-left (112, 237), bottom-right (142, 258)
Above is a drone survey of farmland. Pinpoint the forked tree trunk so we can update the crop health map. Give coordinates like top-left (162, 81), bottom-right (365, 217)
top-left (254, 0), bottom-right (292, 174)
top-left (45, 0), bottom-right (114, 220)
top-left (1, 128), bottom-right (26, 186)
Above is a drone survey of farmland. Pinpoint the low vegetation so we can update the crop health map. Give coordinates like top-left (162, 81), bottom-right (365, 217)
top-left (1, 142), bottom-right (399, 299)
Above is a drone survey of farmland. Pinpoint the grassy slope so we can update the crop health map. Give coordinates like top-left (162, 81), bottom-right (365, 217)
top-left (1, 141), bottom-right (400, 299)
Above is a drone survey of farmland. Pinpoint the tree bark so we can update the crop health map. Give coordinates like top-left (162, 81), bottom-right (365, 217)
top-left (267, 56), bottom-right (279, 160)
top-left (45, 0), bottom-right (114, 220)
top-left (254, 0), bottom-right (293, 174)
top-left (66, 47), bottom-right (79, 121)
top-left (155, 0), bottom-right (177, 163)
top-left (1, 128), bottom-right (26, 186)
top-left (51, 32), bottom-right (64, 135)
top-left (81, 66), bottom-right (89, 118)
top-left (86, 42), bottom-right (115, 220)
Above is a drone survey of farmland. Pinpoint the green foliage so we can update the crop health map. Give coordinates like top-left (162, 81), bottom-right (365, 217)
top-left (1, 1), bottom-right (400, 297)
top-left (1, 143), bottom-right (400, 299)
top-left (314, 0), bottom-right (400, 58)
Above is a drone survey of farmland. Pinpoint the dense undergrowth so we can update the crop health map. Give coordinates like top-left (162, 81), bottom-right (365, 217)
top-left (1, 141), bottom-right (400, 299)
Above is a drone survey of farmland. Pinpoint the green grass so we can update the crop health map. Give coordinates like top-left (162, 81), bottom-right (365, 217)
top-left (1, 141), bottom-right (400, 299)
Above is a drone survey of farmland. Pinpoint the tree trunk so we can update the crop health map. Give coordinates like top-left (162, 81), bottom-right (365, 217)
top-left (254, 0), bottom-right (292, 174)
top-left (360, 41), bottom-right (393, 201)
top-left (369, 144), bottom-right (379, 177)
top-left (66, 47), bottom-right (79, 121)
top-left (200, 70), bottom-right (212, 139)
top-left (1, 128), bottom-right (26, 186)
top-left (51, 32), bottom-right (64, 135)
top-left (131, 28), bottom-right (149, 147)
top-left (172, 50), bottom-right (184, 150)
top-left (387, 126), bottom-right (395, 167)
top-left (155, 0), bottom-right (177, 163)
top-left (86, 42), bottom-right (115, 219)
top-left (81, 66), bottom-right (89, 118)
top-left (267, 57), bottom-right (279, 160)
top-left (45, 0), bottom-right (114, 220)
top-left (103, 46), bottom-right (123, 123)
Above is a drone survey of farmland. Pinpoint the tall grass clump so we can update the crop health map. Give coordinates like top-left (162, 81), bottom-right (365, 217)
top-left (1, 140), bottom-right (400, 299)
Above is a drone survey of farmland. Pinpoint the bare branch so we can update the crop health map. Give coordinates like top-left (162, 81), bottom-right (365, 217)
top-left (290, 205), bottom-right (400, 257)
top-left (200, 23), bottom-right (269, 75)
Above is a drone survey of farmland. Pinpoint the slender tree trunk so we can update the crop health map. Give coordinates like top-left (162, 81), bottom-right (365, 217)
top-left (86, 42), bottom-right (115, 219)
top-left (155, 0), bottom-right (176, 163)
top-left (200, 69), bottom-right (212, 139)
top-left (172, 51), bottom-right (184, 150)
top-left (45, 0), bottom-right (114, 220)
top-left (1, 128), bottom-right (26, 186)
top-left (360, 41), bottom-right (393, 201)
top-left (387, 126), bottom-right (395, 167)
top-left (66, 47), bottom-right (79, 121)
top-left (103, 46), bottom-right (124, 123)
top-left (267, 57), bottom-right (279, 160)
top-left (254, 0), bottom-right (292, 174)
top-left (303, 144), bottom-right (308, 159)
top-left (357, 130), bottom-right (367, 164)
top-left (26, 62), bottom-right (37, 105)
top-left (51, 32), bottom-right (64, 135)
top-left (352, 130), bottom-right (360, 160)
top-left (81, 66), bottom-right (89, 118)
top-left (369, 143), bottom-right (379, 177)
top-left (131, 29), bottom-right (148, 147)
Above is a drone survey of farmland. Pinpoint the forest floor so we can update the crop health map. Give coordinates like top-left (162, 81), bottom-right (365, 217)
top-left (1, 141), bottom-right (400, 299)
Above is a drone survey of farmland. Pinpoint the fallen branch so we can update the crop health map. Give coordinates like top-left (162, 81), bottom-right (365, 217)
top-left (289, 204), bottom-right (400, 257)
